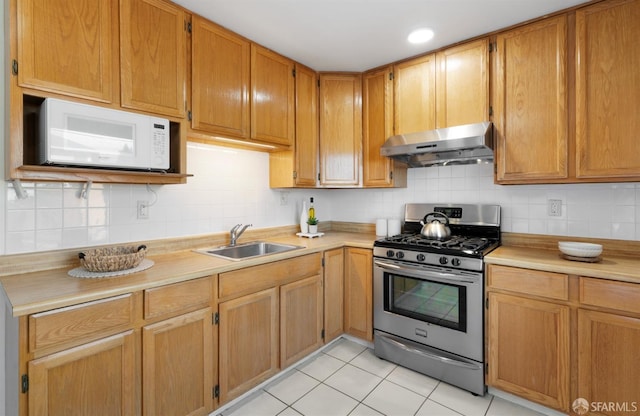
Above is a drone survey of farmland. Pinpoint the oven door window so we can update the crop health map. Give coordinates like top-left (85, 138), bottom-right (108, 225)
top-left (384, 272), bottom-right (467, 332)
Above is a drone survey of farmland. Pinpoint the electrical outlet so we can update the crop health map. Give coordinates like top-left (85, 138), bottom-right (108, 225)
top-left (279, 191), bottom-right (289, 206)
top-left (548, 199), bottom-right (562, 217)
top-left (137, 200), bottom-right (149, 219)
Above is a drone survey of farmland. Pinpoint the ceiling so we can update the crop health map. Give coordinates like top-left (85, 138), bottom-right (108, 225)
top-left (173, 0), bottom-right (588, 72)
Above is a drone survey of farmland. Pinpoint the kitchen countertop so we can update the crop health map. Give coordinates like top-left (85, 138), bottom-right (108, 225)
top-left (485, 245), bottom-right (640, 283)
top-left (0, 232), bottom-right (376, 317)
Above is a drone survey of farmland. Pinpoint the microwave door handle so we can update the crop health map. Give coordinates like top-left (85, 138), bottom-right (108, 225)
top-left (373, 259), bottom-right (477, 284)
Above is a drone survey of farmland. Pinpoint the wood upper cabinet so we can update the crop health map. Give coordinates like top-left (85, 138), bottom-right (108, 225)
top-left (280, 274), bottom-right (323, 367)
top-left (344, 247), bottom-right (373, 341)
top-left (28, 331), bottom-right (137, 416)
top-left (494, 15), bottom-right (569, 183)
top-left (362, 66), bottom-right (406, 188)
top-left (436, 38), bottom-right (489, 127)
top-left (142, 308), bottom-right (213, 416)
top-left (120, 0), bottom-right (186, 117)
top-left (319, 73), bottom-right (362, 187)
top-left (269, 63), bottom-right (319, 188)
top-left (575, 0), bottom-right (640, 179)
top-left (251, 44), bottom-right (296, 146)
top-left (191, 16), bottom-right (250, 139)
top-left (218, 288), bottom-right (279, 403)
top-left (16, 0), bottom-right (119, 102)
top-left (393, 54), bottom-right (436, 135)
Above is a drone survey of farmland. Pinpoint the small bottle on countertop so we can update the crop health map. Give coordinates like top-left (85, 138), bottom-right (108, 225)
top-left (308, 197), bottom-right (315, 220)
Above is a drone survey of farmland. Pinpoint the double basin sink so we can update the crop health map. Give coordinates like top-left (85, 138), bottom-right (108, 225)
top-left (196, 241), bottom-right (304, 261)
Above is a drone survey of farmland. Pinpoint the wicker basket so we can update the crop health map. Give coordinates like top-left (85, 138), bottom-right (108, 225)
top-left (79, 245), bottom-right (147, 272)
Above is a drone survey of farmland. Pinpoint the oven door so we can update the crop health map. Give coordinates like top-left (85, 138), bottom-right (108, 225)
top-left (373, 258), bottom-right (484, 362)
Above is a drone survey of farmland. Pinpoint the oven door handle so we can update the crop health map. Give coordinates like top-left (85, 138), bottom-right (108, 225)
top-left (377, 333), bottom-right (482, 371)
top-left (373, 259), bottom-right (478, 284)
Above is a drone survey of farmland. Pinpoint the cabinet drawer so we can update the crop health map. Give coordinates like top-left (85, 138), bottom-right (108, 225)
top-left (580, 277), bottom-right (640, 315)
top-left (144, 277), bottom-right (213, 320)
top-left (29, 294), bottom-right (135, 353)
top-left (488, 265), bottom-right (569, 301)
top-left (219, 253), bottom-right (322, 300)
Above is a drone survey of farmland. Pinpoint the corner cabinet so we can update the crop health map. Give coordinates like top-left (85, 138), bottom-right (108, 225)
top-left (251, 44), bottom-right (296, 147)
top-left (362, 67), bottom-right (406, 188)
top-left (323, 248), bottom-right (345, 343)
top-left (120, 0), bottom-right (187, 118)
top-left (319, 73), bottom-right (363, 187)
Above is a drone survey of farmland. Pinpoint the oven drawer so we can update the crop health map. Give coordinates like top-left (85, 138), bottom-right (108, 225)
top-left (487, 265), bottom-right (569, 301)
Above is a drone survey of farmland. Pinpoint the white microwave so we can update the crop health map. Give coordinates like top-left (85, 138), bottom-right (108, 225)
top-left (39, 98), bottom-right (170, 171)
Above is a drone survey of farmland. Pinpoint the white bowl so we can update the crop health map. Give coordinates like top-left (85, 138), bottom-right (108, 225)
top-left (558, 242), bottom-right (602, 258)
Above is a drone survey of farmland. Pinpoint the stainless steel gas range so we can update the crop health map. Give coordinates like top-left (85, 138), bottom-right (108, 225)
top-left (373, 203), bottom-right (501, 396)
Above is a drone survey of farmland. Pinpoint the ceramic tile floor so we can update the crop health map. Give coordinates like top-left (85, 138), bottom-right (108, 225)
top-left (216, 338), bottom-right (549, 416)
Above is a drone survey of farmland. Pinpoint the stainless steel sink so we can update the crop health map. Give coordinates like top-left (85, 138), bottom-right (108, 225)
top-left (195, 241), bottom-right (304, 261)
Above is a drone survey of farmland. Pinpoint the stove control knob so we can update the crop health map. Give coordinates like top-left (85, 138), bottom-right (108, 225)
top-left (439, 256), bottom-right (448, 265)
top-left (396, 252), bottom-right (405, 259)
top-left (386, 250), bottom-right (395, 258)
top-left (451, 258), bottom-right (461, 267)
top-left (417, 254), bottom-right (426, 262)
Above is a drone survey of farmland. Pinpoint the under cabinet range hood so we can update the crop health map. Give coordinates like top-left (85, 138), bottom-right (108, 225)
top-left (380, 121), bottom-right (494, 167)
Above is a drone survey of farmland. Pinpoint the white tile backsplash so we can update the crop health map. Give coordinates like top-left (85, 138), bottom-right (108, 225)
top-left (3, 143), bottom-right (640, 254)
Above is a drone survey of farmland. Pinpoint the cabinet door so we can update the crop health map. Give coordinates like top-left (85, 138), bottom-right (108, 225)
top-left (120, 0), bottom-right (186, 117)
top-left (344, 248), bottom-right (372, 341)
top-left (17, 0), bottom-right (117, 102)
top-left (251, 44), bottom-right (295, 146)
top-left (294, 64), bottom-right (320, 186)
top-left (578, 309), bottom-right (640, 415)
top-left (575, 0), bottom-right (640, 179)
top-left (218, 288), bottom-right (279, 403)
top-left (393, 54), bottom-right (436, 135)
top-left (363, 66), bottom-right (400, 188)
top-left (319, 73), bottom-right (362, 187)
top-left (494, 15), bottom-right (568, 182)
top-left (191, 16), bottom-right (250, 139)
top-left (323, 248), bottom-right (344, 343)
top-left (280, 275), bottom-right (323, 367)
top-left (142, 308), bottom-right (213, 416)
top-left (436, 38), bottom-right (489, 128)
top-left (487, 292), bottom-right (569, 412)
top-left (29, 331), bottom-right (136, 416)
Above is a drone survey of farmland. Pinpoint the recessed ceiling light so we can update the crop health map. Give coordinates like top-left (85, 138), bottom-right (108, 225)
top-left (407, 28), bottom-right (434, 44)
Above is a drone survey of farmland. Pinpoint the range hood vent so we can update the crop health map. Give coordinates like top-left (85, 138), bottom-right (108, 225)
top-left (380, 121), bottom-right (494, 167)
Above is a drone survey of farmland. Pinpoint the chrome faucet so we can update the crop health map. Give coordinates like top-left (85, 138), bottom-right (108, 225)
top-left (229, 223), bottom-right (252, 246)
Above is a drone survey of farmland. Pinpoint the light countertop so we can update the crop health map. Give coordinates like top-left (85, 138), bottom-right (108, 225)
top-left (0, 232), bottom-right (377, 317)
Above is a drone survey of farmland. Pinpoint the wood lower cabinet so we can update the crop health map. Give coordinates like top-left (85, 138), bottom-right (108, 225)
top-left (323, 248), bottom-right (345, 343)
top-left (142, 308), bottom-right (214, 416)
top-left (218, 288), bottom-right (279, 403)
top-left (344, 247), bottom-right (372, 341)
top-left (280, 275), bottom-right (323, 367)
top-left (487, 292), bottom-right (570, 411)
top-left (28, 331), bottom-right (137, 416)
